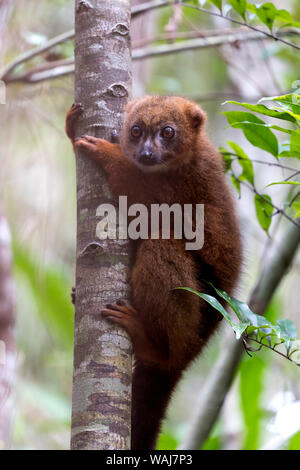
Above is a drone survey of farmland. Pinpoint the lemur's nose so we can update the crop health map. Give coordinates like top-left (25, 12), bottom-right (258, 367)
top-left (138, 149), bottom-right (154, 165)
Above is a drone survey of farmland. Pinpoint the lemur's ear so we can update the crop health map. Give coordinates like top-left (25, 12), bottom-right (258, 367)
top-left (125, 99), bottom-right (139, 115)
top-left (189, 105), bottom-right (206, 129)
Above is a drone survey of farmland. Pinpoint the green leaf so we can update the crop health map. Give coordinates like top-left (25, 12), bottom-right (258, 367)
top-left (219, 146), bottom-right (233, 171)
top-left (210, 0), bottom-right (222, 11)
top-left (207, 281), bottom-right (250, 322)
top-left (175, 287), bottom-right (248, 338)
top-left (224, 100), bottom-right (297, 123)
top-left (254, 194), bottom-right (274, 234)
top-left (292, 201), bottom-right (300, 219)
top-left (291, 130), bottom-right (300, 154)
top-left (256, 2), bottom-right (277, 31)
top-left (231, 174), bottom-right (241, 195)
top-left (223, 111), bottom-right (279, 156)
top-left (228, 0), bottom-right (247, 19)
top-left (276, 319), bottom-right (297, 352)
top-left (259, 94), bottom-right (300, 116)
top-left (227, 141), bottom-right (254, 184)
top-left (266, 181), bottom-right (300, 187)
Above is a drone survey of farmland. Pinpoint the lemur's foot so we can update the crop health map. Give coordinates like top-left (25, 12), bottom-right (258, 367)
top-left (101, 300), bottom-right (164, 364)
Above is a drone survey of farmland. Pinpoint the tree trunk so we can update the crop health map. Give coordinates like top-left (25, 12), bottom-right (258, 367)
top-left (0, 207), bottom-right (16, 449)
top-left (71, 0), bottom-right (132, 450)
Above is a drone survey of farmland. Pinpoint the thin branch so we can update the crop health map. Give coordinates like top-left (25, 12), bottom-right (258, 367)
top-left (1, 29), bottom-right (75, 81)
top-left (0, 0), bottom-right (170, 80)
top-left (288, 190), bottom-right (300, 208)
top-left (244, 335), bottom-right (300, 366)
top-left (132, 27), bottom-right (271, 48)
top-left (224, 152), bottom-right (299, 172)
top-left (3, 27), bottom-right (300, 85)
top-left (133, 28), bottom-right (300, 60)
top-left (131, 0), bottom-right (176, 18)
top-left (180, 2), bottom-right (300, 51)
top-left (3, 59), bottom-right (74, 84)
top-left (179, 217), bottom-right (300, 450)
top-left (233, 175), bottom-right (300, 228)
top-left (285, 170), bottom-right (300, 182)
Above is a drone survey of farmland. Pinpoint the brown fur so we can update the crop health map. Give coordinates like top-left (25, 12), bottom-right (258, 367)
top-left (66, 96), bottom-right (242, 450)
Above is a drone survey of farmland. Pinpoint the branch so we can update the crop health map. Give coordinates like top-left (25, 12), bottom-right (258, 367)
top-left (180, 2), bottom-right (300, 51)
top-left (3, 27), bottom-right (300, 85)
top-left (227, 153), bottom-right (299, 172)
top-left (243, 335), bottom-right (300, 366)
top-left (233, 175), bottom-right (300, 229)
top-left (131, 0), bottom-right (175, 17)
top-left (179, 217), bottom-right (300, 450)
top-left (3, 59), bottom-right (74, 84)
top-left (1, 30), bottom-right (75, 81)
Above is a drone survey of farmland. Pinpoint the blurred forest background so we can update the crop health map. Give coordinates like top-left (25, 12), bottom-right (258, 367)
top-left (0, 0), bottom-right (300, 450)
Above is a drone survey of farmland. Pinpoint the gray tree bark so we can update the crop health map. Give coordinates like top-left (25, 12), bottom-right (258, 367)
top-left (70, 0), bottom-right (132, 450)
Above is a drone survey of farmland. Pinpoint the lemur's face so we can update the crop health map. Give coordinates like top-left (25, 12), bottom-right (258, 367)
top-left (121, 96), bottom-right (205, 172)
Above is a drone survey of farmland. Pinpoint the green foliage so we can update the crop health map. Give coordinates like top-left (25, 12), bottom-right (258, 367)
top-left (157, 431), bottom-right (179, 450)
top-left (228, 0), bottom-right (246, 20)
top-left (209, 0), bottom-right (222, 12)
top-left (223, 110), bottom-right (279, 156)
top-left (222, 93), bottom-right (300, 234)
top-left (256, 3), bottom-right (277, 31)
top-left (224, 100), bottom-right (297, 124)
top-left (177, 284), bottom-right (300, 365)
top-left (239, 355), bottom-right (266, 449)
top-left (288, 431), bottom-right (300, 450)
top-left (227, 141), bottom-right (254, 184)
top-left (12, 240), bottom-right (74, 349)
top-left (201, 434), bottom-right (221, 450)
top-left (254, 194), bottom-right (273, 235)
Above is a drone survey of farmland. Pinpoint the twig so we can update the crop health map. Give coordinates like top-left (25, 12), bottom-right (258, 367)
top-left (132, 0), bottom-right (176, 18)
top-left (1, 29), bottom-right (74, 81)
top-left (223, 152), bottom-right (299, 172)
top-left (288, 190), bottom-right (300, 208)
top-left (179, 218), bottom-right (300, 449)
top-left (133, 28), bottom-right (300, 60)
top-left (285, 170), bottom-right (300, 182)
top-left (132, 27), bottom-right (247, 48)
top-left (233, 175), bottom-right (300, 228)
top-left (180, 2), bottom-right (300, 51)
top-left (0, 0), bottom-right (172, 80)
top-left (3, 59), bottom-right (74, 84)
top-left (4, 27), bottom-right (300, 85)
top-left (244, 335), bottom-right (300, 366)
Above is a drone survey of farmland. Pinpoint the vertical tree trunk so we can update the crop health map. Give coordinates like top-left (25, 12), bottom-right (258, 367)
top-left (0, 208), bottom-right (15, 449)
top-left (71, 0), bottom-right (132, 450)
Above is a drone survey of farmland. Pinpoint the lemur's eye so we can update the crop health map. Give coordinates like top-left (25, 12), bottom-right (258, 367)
top-left (162, 126), bottom-right (175, 139)
top-left (131, 125), bottom-right (142, 138)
